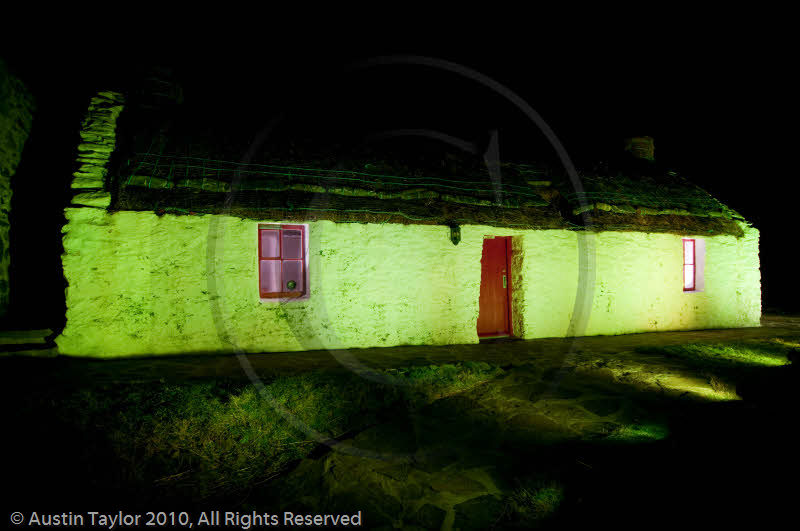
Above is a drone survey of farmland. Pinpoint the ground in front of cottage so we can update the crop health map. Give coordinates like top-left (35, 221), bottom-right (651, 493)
top-left (3, 316), bottom-right (800, 530)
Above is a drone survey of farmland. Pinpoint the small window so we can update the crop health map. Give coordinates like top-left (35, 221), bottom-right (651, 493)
top-left (259, 224), bottom-right (307, 299)
top-left (683, 238), bottom-right (696, 291)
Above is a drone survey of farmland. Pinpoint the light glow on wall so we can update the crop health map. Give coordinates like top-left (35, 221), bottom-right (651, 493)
top-left (55, 209), bottom-right (760, 357)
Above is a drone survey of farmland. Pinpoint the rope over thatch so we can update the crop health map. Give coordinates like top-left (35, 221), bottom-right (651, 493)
top-left (115, 187), bottom-right (567, 229)
top-left (109, 151), bottom-right (749, 237)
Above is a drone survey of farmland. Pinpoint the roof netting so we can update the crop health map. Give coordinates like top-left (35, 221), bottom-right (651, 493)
top-left (552, 171), bottom-right (735, 217)
top-left (110, 149), bottom-right (747, 236)
top-left (120, 152), bottom-right (551, 209)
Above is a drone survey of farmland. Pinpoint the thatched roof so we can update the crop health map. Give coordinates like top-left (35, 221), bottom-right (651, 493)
top-left (106, 131), bottom-right (749, 237)
top-left (89, 76), bottom-right (754, 238)
top-left (111, 152), bottom-right (569, 230)
top-left (116, 187), bottom-right (567, 229)
top-left (544, 168), bottom-right (747, 237)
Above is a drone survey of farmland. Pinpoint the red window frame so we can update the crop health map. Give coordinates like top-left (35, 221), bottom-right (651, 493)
top-left (258, 224), bottom-right (306, 299)
top-left (683, 238), bottom-right (696, 292)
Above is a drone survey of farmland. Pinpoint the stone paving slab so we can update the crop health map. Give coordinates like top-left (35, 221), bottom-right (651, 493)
top-left (250, 323), bottom-right (768, 530)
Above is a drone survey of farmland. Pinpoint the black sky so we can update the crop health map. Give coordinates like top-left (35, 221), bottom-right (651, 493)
top-left (2, 29), bottom-right (796, 326)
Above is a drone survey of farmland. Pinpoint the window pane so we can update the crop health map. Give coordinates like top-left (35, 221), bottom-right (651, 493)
top-left (683, 239), bottom-right (694, 265)
top-left (282, 260), bottom-right (303, 292)
top-left (684, 265), bottom-right (695, 290)
top-left (282, 229), bottom-right (303, 259)
top-left (260, 230), bottom-right (280, 258)
top-left (260, 260), bottom-right (281, 293)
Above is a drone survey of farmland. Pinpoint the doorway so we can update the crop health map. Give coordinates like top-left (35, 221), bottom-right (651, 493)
top-left (477, 236), bottom-right (513, 338)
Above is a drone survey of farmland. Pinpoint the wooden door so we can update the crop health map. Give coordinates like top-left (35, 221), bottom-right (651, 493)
top-left (477, 236), bottom-right (512, 337)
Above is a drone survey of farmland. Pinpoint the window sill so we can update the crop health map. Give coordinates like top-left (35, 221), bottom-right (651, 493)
top-left (260, 295), bottom-right (310, 303)
top-left (261, 291), bottom-right (304, 299)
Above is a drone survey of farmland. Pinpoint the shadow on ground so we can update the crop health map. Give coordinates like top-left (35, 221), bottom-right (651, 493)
top-left (248, 352), bottom-right (800, 530)
top-left (3, 323), bottom-right (800, 530)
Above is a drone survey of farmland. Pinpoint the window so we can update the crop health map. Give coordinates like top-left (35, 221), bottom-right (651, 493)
top-left (682, 238), bottom-right (706, 292)
top-left (258, 224), bottom-right (307, 299)
top-left (683, 238), bottom-right (696, 291)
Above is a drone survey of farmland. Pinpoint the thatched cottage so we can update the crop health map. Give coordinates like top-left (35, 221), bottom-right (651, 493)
top-left (54, 91), bottom-right (760, 357)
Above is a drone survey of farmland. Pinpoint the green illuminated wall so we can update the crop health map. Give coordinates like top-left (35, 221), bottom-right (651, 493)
top-left (56, 209), bottom-right (760, 357)
top-left (581, 227), bottom-right (761, 334)
top-left (57, 210), bottom-right (483, 356)
top-left (0, 59), bottom-right (35, 316)
top-left (492, 224), bottom-right (759, 340)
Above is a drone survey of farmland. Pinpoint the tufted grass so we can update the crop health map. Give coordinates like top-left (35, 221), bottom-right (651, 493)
top-left (633, 340), bottom-right (798, 401)
top-left (501, 478), bottom-right (566, 527)
top-left (635, 341), bottom-right (792, 369)
top-left (56, 362), bottom-right (504, 504)
top-left (605, 422), bottom-right (670, 442)
top-left (385, 360), bottom-right (504, 402)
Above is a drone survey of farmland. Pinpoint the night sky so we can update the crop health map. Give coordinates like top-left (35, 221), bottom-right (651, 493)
top-left (2, 33), bottom-right (793, 328)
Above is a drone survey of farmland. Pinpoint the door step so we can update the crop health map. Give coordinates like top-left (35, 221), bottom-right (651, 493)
top-left (0, 329), bottom-right (58, 357)
top-left (479, 335), bottom-right (519, 343)
top-left (0, 329), bottom-right (53, 345)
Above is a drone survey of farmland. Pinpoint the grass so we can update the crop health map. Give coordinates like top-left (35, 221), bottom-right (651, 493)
top-left (574, 341), bottom-right (797, 405)
top-left (634, 340), bottom-right (796, 400)
top-left (45, 362), bottom-right (504, 505)
top-left (635, 340), bottom-right (792, 369)
top-left (605, 422), bottom-right (670, 442)
top-left (387, 361), bottom-right (504, 402)
top-left (500, 478), bottom-right (566, 528)
top-left (8, 334), bottom-right (799, 525)
top-left (705, 371), bottom-right (738, 398)
top-left (772, 338), bottom-right (800, 351)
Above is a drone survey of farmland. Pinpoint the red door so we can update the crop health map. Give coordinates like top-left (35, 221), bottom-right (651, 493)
top-left (477, 237), bottom-right (512, 337)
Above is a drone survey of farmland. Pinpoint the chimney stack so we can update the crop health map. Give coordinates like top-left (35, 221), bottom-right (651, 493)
top-left (624, 136), bottom-right (655, 161)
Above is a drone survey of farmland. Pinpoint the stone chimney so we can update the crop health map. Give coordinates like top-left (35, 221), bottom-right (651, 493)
top-left (624, 136), bottom-right (655, 161)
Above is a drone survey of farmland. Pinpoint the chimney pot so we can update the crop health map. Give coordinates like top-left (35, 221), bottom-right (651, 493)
top-left (624, 136), bottom-right (655, 161)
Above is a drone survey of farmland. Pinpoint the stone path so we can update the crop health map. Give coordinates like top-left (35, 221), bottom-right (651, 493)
top-left (235, 318), bottom-right (800, 530)
top-left (253, 360), bottom-right (658, 529)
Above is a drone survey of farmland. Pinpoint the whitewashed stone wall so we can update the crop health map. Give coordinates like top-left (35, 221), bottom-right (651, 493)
top-left (57, 212), bottom-right (485, 356)
top-left (582, 227), bottom-right (761, 335)
top-left (70, 91), bottom-right (124, 208)
top-left (56, 211), bottom-right (761, 357)
top-left (0, 60), bottom-right (35, 316)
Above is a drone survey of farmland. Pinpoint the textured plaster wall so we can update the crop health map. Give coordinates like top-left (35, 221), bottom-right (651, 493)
top-left (58, 212), bottom-right (489, 356)
top-left (56, 210), bottom-right (760, 357)
top-left (510, 225), bottom-right (761, 339)
top-left (512, 230), bottom-right (582, 339)
top-left (0, 60), bottom-right (35, 316)
top-left (581, 226), bottom-right (761, 335)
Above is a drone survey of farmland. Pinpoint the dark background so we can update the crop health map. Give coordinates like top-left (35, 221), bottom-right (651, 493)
top-left (1, 31), bottom-right (794, 330)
